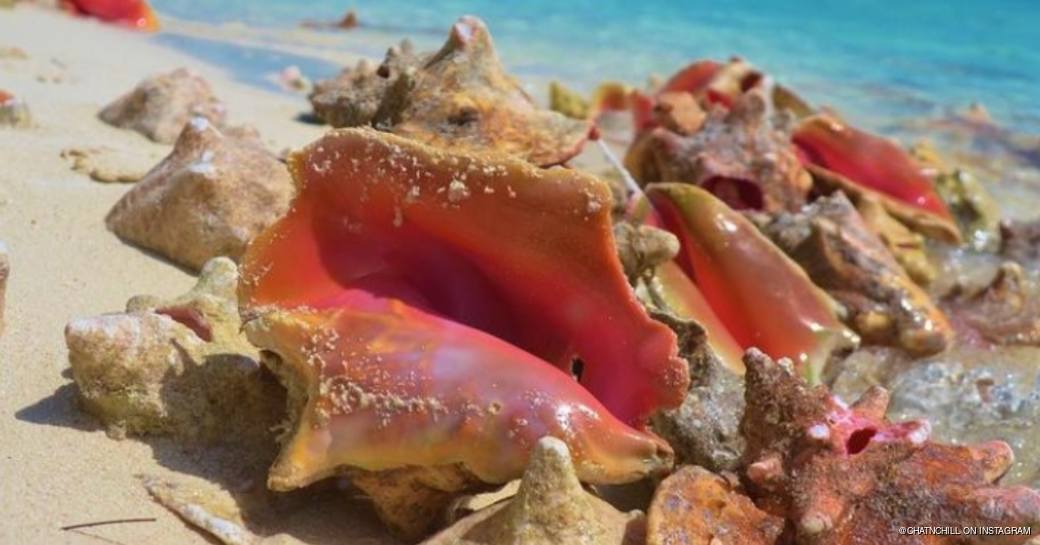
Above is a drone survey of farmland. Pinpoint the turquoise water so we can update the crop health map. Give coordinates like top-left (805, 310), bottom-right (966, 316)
top-left (151, 0), bottom-right (1040, 134)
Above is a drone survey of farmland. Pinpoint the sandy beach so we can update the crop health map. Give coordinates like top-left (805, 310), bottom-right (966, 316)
top-left (0, 6), bottom-right (395, 544)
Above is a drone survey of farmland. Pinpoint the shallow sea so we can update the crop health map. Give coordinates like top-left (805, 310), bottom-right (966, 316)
top-left (150, 0), bottom-right (1040, 134)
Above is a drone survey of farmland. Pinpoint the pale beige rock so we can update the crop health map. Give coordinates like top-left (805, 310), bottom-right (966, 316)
top-left (65, 257), bottom-right (284, 445)
top-left (99, 68), bottom-right (227, 144)
top-left (421, 437), bottom-right (645, 545)
top-left (105, 117), bottom-right (293, 271)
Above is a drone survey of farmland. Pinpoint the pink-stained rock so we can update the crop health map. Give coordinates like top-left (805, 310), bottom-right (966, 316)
top-left (105, 117), bottom-right (293, 271)
top-left (99, 68), bottom-right (227, 144)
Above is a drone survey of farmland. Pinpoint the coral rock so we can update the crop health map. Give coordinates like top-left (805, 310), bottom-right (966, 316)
top-left (65, 257), bottom-right (284, 445)
top-left (760, 192), bottom-right (951, 356)
top-left (647, 466), bottom-right (783, 545)
top-left (421, 437), bottom-right (646, 545)
top-left (0, 90), bottom-right (31, 128)
top-left (627, 92), bottom-right (812, 213)
top-left (741, 349), bottom-right (1040, 545)
top-left (99, 68), bottom-right (227, 144)
top-left (106, 117), bottom-right (293, 271)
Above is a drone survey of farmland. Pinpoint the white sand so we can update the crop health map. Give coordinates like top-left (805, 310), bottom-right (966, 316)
top-left (0, 6), bottom-right (396, 544)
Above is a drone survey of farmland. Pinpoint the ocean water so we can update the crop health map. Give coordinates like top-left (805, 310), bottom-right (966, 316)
top-left (151, 0), bottom-right (1040, 134)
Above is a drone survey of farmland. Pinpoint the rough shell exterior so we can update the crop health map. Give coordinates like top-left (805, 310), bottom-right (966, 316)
top-left (65, 257), bottom-right (284, 445)
top-left (626, 91), bottom-right (811, 212)
top-left (421, 437), bottom-right (646, 545)
top-left (99, 68), bottom-right (227, 144)
top-left (945, 261), bottom-right (1040, 347)
top-left (309, 40), bottom-right (420, 128)
top-left (649, 312), bottom-right (746, 473)
top-left (309, 17), bottom-right (589, 167)
top-left (105, 117), bottom-right (293, 271)
top-left (740, 349), bottom-right (1040, 545)
top-left (759, 192), bottom-right (952, 356)
top-left (647, 466), bottom-right (783, 545)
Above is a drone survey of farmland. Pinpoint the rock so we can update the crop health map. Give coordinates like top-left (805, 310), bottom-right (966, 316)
top-left (0, 90), bottom-right (31, 128)
top-left (65, 257), bottom-right (285, 446)
top-left (106, 117), bottom-right (293, 271)
top-left (646, 466), bottom-right (782, 545)
top-left (99, 68), bottom-right (227, 144)
top-left (421, 437), bottom-right (646, 545)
